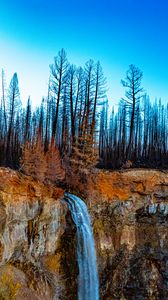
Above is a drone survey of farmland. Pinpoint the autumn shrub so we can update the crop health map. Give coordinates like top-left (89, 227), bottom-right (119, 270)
top-left (21, 141), bottom-right (65, 184)
top-left (20, 140), bottom-right (47, 182)
top-left (45, 142), bottom-right (65, 184)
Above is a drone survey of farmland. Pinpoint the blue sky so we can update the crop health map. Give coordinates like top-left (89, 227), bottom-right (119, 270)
top-left (0, 0), bottom-right (168, 107)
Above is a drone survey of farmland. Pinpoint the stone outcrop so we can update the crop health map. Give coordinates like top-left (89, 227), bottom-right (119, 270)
top-left (66, 167), bottom-right (168, 299)
top-left (68, 168), bottom-right (168, 203)
top-left (0, 167), bottom-right (168, 299)
top-left (86, 169), bottom-right (168, 299)
top-left (0, 168), bottom-right (77, 300)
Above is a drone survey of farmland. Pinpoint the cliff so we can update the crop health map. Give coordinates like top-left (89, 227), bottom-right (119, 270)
top-left (0, 167), bottom-right (168, 299)
top-left (65, 167), bottom-right (168, 299)
top-left (88, 170), bottom-right (168, 299)
top-left (0, 168), bottom-right (77, 300)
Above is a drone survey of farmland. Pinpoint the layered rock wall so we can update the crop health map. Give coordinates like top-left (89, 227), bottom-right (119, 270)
top-left (0, 168), bottom-right (76, 300)
top-left (0, 168), bottom-right (168, 299)
top-left (87, 170), bottom-right (168, 299)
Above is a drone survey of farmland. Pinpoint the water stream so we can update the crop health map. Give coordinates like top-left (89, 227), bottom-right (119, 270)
top-left (64, 193), bottom-right (99, 300)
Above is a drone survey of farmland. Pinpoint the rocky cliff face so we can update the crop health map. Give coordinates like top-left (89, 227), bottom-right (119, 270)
top-left (0, 167), bottom-right (168, 299)
top-left (87, 169), bottom-right (168, 299)
top-left (66, 167), bottom-right (168, 299)
top-left (0, 168), bottom-right (77, 300)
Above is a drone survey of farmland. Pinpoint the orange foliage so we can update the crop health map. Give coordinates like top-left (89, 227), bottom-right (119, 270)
top-left (45, 143), bottom-right (65, 184)
top-left (21, 140), bottom-right (47, 182)
top-left (21, 141), bottom-right (65, 184)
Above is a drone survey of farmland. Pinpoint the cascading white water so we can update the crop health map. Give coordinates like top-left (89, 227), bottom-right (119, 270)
top-left (64, 193), bottom-right (99, 300)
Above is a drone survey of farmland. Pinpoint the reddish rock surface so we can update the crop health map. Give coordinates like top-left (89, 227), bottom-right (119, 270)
top-left (0, 168), bottom-right (71, 300)
top-left (67, 167), bottom-right (168, 299)
top-left (68, 168), bottom-right (168, 203)
top-left (86, 169), bottom-right (168, 299)
top-left (0, 167), bottom-right (168, 299)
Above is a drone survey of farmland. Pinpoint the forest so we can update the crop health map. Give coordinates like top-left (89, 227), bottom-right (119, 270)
top-left (0, 48), bottom-right (168, 179)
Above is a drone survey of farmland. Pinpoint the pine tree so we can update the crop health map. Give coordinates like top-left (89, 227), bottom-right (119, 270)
top-left (21, 139), bottom-right (47, 182)
top-left (45, 142), bottom-right (65, 184)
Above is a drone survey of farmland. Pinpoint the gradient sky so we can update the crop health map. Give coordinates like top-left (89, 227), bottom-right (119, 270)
top-left (0, 0), bottom-right (168, 107)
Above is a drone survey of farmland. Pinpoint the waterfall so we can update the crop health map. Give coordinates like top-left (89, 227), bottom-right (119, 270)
top-left (64, 193), bottom-right (99, 300)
